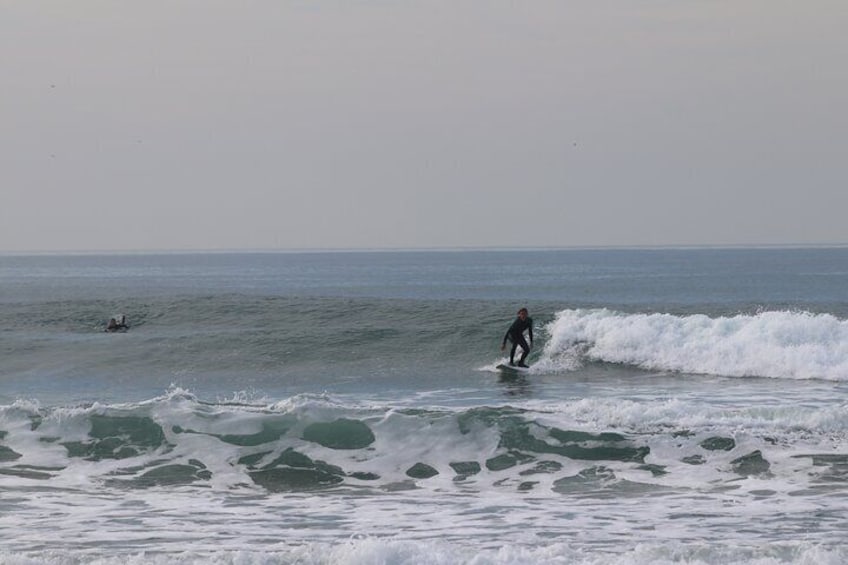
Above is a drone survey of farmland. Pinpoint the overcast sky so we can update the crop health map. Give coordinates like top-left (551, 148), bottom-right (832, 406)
top-left (2, 1), bottom-right (847, 252)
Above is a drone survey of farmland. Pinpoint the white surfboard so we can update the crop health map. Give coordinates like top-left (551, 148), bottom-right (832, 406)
top-left (496, 363), bottom-right (531, 373)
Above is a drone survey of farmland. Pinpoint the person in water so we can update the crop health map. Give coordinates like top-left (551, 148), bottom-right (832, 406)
top-left (501, 307), bottom-right (533, 367)
top-left (106, 315), bottom-right (129, 332)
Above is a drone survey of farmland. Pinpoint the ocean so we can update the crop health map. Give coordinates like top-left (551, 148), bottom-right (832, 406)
top-left (1, 248), bottom-right (847, 564)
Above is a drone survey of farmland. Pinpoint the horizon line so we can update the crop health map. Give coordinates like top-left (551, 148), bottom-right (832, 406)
top-left (3, 242), bottom-right (848, 257)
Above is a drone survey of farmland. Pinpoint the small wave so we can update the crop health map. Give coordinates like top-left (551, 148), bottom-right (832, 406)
top-left (3, 392), bottom-right (848, 562)
top-left (542, 309), bottom-right (848, 380)
top-left (2, 391), bottom-right (847, 496)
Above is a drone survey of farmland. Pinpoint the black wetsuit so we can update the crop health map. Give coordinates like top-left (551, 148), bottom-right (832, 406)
top-left (105, 316), bottom-right (129, 332)
top-left (502, 316), bottom-right (533, 365)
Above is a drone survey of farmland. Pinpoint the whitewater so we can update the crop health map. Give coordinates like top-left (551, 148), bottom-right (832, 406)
top-left (541, 309), bottom-right (848, 380)
top-left (1, 248), bottom-right (847, 564)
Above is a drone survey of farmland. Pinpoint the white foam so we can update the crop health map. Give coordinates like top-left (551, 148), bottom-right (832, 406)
top-left (542, 309), bottom-right (848, 380)
top-left (2, 391), bottom-right (848, 564)
top-left (0, 540), bottom-right (845, 565)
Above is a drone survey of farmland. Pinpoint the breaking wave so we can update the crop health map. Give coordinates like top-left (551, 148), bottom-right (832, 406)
top-left (3, 388), bottom-right (847, 563)
top-left (2, 386), bottom-right (846, 494)
top-left (541, 309), bottom-right (848, 380)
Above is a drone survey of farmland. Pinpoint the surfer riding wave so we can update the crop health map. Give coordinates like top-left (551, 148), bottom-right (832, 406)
top-left (501, 307), bottom-right (533, 367)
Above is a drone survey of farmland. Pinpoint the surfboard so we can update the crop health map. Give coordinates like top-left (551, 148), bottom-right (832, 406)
top-left (496, 363), bottom-right (531, 373)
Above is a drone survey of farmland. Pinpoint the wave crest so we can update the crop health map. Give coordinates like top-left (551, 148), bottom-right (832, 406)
top-left (542, 309), bottom-right (848, 380)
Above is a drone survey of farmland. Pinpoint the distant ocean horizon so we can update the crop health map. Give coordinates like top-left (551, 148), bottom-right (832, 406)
top-left (2, 248), bottom-right (847, 564)
top-left (6, 241), bottom-right (848, 255)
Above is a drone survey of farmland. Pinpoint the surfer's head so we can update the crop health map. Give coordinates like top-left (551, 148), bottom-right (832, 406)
top-left (517, 308), bottom-right (528, 318)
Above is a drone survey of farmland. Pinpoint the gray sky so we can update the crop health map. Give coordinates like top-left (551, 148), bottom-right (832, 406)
top-left (2, 1), bottom-right (847, 252)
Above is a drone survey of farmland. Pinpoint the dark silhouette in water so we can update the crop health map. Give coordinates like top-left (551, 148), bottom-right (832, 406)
top-left (106, 314), bottom-right (129, 333)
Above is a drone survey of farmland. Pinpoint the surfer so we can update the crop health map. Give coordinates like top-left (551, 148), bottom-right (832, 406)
top-left (501, 307), bottom-right (533, 367)
top-left (106, 315), bottom-right (129, 332)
